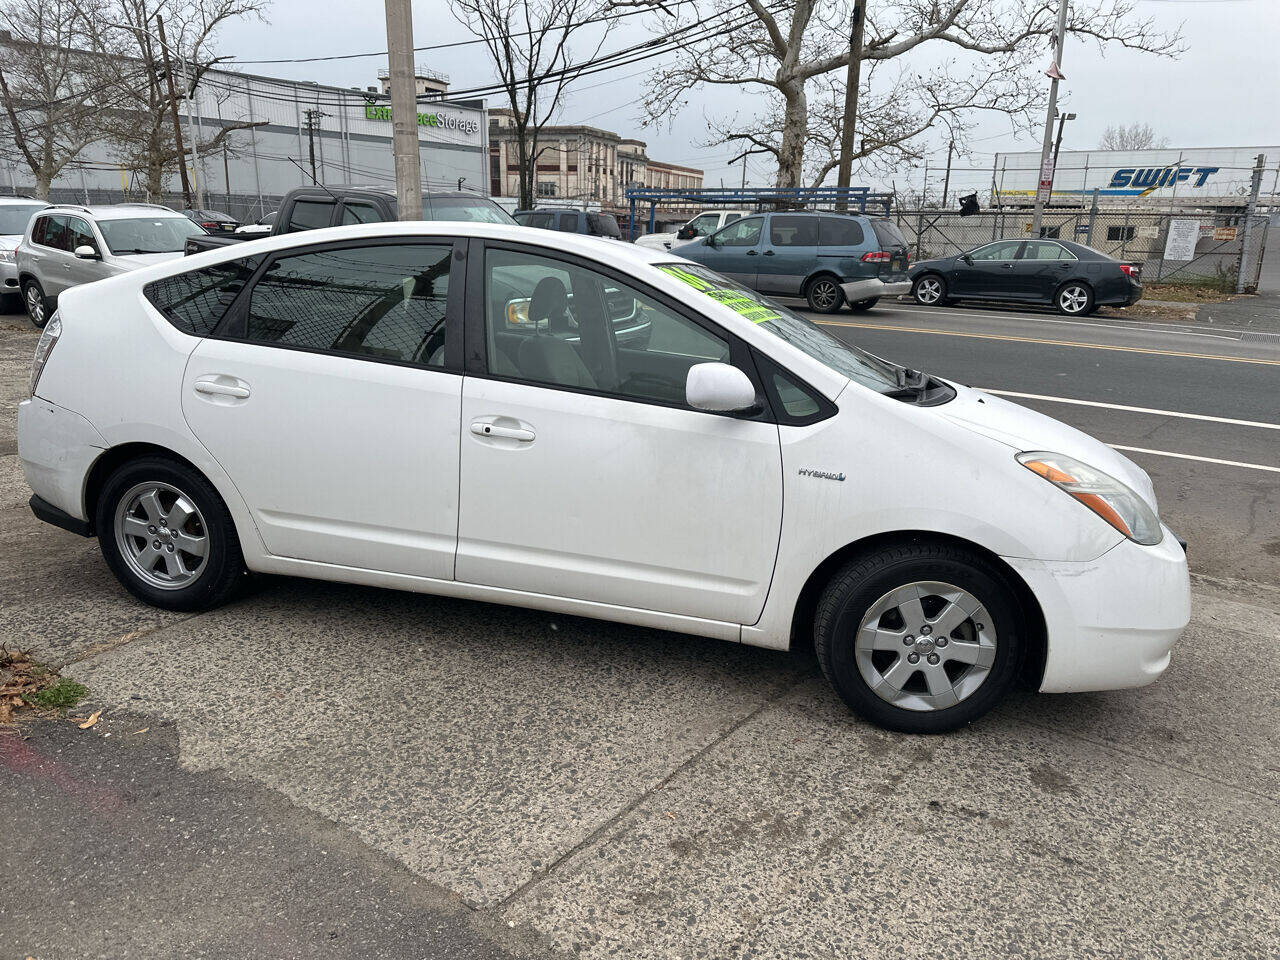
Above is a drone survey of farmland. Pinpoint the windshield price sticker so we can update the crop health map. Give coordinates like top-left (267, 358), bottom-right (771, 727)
top-left (659, 266), bottom-right (783, 324)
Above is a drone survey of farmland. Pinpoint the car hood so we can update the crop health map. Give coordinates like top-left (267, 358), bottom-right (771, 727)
top-left (109, 251), bottom-right (187, 269)
top-left (0, 235), bottom-right (21, 251)
top-left (938, 383), bottom-right (1158, 510)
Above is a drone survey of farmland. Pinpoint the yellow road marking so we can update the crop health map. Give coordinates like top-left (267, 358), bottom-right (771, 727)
top-left (814, 319), bottom-right (1280, 366)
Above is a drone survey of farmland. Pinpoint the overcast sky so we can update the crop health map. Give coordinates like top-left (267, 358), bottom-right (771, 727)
top-left (214, 0), bottom-right (1280, 196)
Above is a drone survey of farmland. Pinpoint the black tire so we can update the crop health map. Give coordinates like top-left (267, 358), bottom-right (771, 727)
top-left (912, 273), bottom-right (948, 307)
top-left (847, 297), bottom-right (879, 313)
top-left (804, 274), bottom-right (844, 313)
top-left (95, 455), bottom-right (245, 612)
top-left (1055, 280), bottom-right (1093, 316)
top-left (814, 541), bottom-right (1025, 734)
top-left (23, 279), bottom-right (51, 328)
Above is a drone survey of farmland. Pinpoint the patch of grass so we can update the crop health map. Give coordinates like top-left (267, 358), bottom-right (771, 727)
top-left (23, 678), bottom-right (88, 712)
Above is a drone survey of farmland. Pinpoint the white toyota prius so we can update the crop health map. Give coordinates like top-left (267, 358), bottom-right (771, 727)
top-left (18, 221), bottom-right (1190, 733)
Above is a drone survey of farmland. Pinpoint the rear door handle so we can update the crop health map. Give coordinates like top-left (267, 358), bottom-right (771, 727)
top-left (471, 420), bottom-right (534, 442)
top-left (194, 377), bottom-right (251, 399)
top-left (746, 249), bottom-right (758, 256)
top-left (762, 250), bottom-right (775, 256)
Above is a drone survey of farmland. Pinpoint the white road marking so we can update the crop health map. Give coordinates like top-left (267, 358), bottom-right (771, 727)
top-left (981, 389), bottom-right (1280, 432)
top-left (888, 304), bottom-right (1241, 340)
top-left (1109, 445), bottom-right (1280, 474)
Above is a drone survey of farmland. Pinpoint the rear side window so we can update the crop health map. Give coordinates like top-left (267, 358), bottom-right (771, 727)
top-left (557, 213), bottom-right (581, 232)
top-left (818, 217), bottom-right (865, 247)
top-left (33, 215), bottom-right (69, 250)
top-left (244, 243), bottom-right (453, 367)
top-left (341, 202), bottom-right (382, 225)
top-left (587, 213), bottom-right (621, 238)
top-left (145, 257), bottom-right (261, 337)
top-left (770, 216), bottom-right (818, 246)
top-left (287, 200), bottom-right (335, 232)
top-left (869, 219), bottom-right (908, 250)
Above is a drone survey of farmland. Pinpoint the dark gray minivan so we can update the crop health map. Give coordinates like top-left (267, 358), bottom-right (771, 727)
top-left (676, 212), bottom-right (911, 313)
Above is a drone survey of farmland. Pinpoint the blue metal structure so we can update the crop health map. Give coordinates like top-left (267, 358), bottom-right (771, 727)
top-left (623, 186), bottom-right (895, 241)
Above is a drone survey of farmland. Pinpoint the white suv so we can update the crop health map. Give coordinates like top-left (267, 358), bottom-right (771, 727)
top-left (634, 209), bottom-right (751, 251)
top-left (15, 203), bottom-right (206, 327)
top-left (18, 220), bottom-right (1190, 733)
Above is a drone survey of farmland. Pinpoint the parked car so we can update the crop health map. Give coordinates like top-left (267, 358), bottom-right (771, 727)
top-left (514, 208), bottom-right (623, 239)
top-left (634, 209), bottom-right (751, 251)
top-left (909, 238), bottom-right (1143, 315)
top-left (184, 208), bottom-right (240, 232)
top-left (16, 203), bottom-right (206, 327)
top-left (0, 197), bottom-right (49, 311)
top-left (678, 212), bottom-right (912, 313)
top-left (186, 183), bottom-right (515, 254)
top-left (234, 211), bottom-right (277, 235)
top-left (19, 220), bottom-right (1189, 734)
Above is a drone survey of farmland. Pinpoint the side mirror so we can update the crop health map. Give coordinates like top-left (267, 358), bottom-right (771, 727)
top-left (676, 225), bottom-right (696, 240)
top-left (960, 254), bottom-right (972, 265)
top-left (686, 362), bottom-right (757, 413)
top-left (705, 233), bottom-right (718, 248)
top-left (74, 245), bottom-right (100, 260)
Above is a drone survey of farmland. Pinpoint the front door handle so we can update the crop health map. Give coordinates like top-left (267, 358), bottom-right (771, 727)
top-left (471, 420), bottom-right (535, 442)
top-left (746, 249), bottom-right (758, 256)
top-left (194, 377), bottom-right (251, 399)
top-left (1001, 263), bottom-right (1015, 269)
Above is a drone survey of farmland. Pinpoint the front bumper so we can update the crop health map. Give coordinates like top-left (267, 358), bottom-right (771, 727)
top-left (1004, 525), bottom-right (1190, 693)
top-left (0, 258), bottom-right (18, 291)
top-left (17, 397), bottom-right (107, 526)
top-left (840, 278), bottom-right (912, 302)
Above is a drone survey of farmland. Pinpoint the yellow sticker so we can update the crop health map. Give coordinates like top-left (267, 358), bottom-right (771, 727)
top-left (659, 266), bottom-right (783, 325)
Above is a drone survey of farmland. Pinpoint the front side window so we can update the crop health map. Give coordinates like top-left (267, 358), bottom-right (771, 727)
top-left (0, 203), bottom-right (45, 236)
top-left (687, 213), bottom-right (719, 236)
top-left (96, 217), bottom-right (205, 254)
top-left (287, 199), bottom-right (335, 232)
top-left (245, 243), bottom-right (452, 366)
top-left (145, 256), bottom-right (261, 336)
top-left (658, 262), bottom-right (898, 395)
top-left (66, 217), bottom-right (96, 251)
top-left (712, 216), bottom-right (763, 247)
top-left (770, 216), bottom-right (819, 247)
top-left (968, 240), bottom-right (1023, 261)
top-left (341, 202), bottom-right (382, 225)
top-left (486, 247), bottom-right (730, 406)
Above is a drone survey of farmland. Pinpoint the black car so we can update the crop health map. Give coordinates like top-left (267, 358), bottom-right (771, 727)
top-left (908, 238), bottom-right (1142, 316)
top-left (184, 208), bottom-right (240, 232)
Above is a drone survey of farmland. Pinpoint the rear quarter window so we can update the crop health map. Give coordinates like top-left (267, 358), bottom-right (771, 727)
top-left (818, 217), bottom-right (865, 247)
top-left (144, 257), bottom-right (260, 336)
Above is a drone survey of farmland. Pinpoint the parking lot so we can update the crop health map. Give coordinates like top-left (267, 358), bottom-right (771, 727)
top-left (2, 300), bottom-right (1278, 959)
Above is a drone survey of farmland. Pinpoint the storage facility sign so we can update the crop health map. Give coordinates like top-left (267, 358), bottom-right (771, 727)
top-left (358, 102), bottom-right (484, 147)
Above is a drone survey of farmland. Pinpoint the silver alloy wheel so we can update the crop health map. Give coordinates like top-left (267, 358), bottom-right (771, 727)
top-left (809, 279), bottom-right (839, 310)
top-left (915, 277), bottom-right (942, 304)
top-left (25, 285), bottom-right (44, 326)
top-left (854, 580), bottom-right (997, 712)
top-left (113, 481), bottom-right (209, 590)
top-left (1059, 284), bottom-right (1089, 314)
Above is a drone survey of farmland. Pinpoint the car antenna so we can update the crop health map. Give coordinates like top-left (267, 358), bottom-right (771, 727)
top-left (286, 157), bottom-right (341, 203)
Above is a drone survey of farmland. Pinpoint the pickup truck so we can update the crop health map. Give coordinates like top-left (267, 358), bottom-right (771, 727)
top-left (185, 183), bottom-right (516, 254)
top-left (633, 209), bottom-right (751, 251)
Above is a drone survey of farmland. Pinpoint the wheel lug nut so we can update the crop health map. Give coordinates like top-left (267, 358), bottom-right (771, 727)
top-left (148, 525), bottom-right (156, 534)
top-left (152, 539), bottom-right (161, 548)
top-left (903, 635), bottom-right (914, 645)
top-left (167, 544), bottom-right (175, 552)
top-left (907, 653), bottom-right (920, 664)
top-left (936, 637), bottom-right (949, 648)
top-left (920, 625), bottom-right (932, 635)
top-left (927, 653), bottom-right (940, 665)
top-left (975, 623), bottom-right (985, 631)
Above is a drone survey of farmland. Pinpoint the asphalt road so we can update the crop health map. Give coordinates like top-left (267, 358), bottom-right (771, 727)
top-left (2, 304), bottom-right (1278, 960)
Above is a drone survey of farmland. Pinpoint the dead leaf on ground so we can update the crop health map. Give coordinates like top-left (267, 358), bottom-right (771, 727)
top-left (77, 709), bottom-right (102, 730)
top-left (132, 727), bottom-right (149, 735)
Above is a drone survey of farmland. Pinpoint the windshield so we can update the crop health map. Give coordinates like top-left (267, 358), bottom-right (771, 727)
top-left (422, 193), bottom-right (515, 225)
top-left (657, 262), bottom-right (900, 394)
top-left (97, 217), bottom-right (206, 254)
top-left (0, 203), bottom-right (46, 236)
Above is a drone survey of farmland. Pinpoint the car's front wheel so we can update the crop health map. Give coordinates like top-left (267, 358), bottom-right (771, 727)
top-left (848, 297), bottom-right (879, 313)
top-left (805, 275), bottom-right (844, 313)
top-left (1056, 281), bottom-right (1093, 316)
top-left (23, 279), bottom-right (50, 328)
top-left (814, 541), bottom-right (1025, 733)
top-left (912, 274), bottom-right (947, 306)
top-left (96, 456), bottom-right (245, 611)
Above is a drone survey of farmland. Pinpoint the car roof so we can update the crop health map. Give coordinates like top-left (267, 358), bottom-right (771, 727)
top-left (43, 203), bottom-right (188, 221)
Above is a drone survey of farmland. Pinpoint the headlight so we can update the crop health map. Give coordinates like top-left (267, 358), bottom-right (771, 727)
top-left (29, 311), bottom-right (61, 396)
top-left (1017, 451), bottom-right (1162, 546)
top-left (0, 250), bottom-right (15, 263)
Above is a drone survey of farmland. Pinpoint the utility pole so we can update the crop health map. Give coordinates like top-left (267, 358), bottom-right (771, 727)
top-left (383, 0), bottom-right (422, 220)
top-left (303, 109), bottom-right (327, 184)
top-left (834, 1), bottom-right (866, 210)
top-left (154, 15), bottom-right (192, 208)
top-left (181, 52), bottom-right (205, 210)
top-left (1047, 111), bottom-right (1076, 197)
top-left (741, 154), bottom-right (747, 189)
top-left (920, 160), bottom-right (928, 208)
top-left (1031, 0), bottom-right (1069, 237)
top-left (941, 139), bottom-right (954, 208)
top-left (1236, 153), bottom-right (1265, 294)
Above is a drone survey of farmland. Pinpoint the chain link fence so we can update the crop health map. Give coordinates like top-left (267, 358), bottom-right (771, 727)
top-left (892, 208), bottom-right (1271, 293)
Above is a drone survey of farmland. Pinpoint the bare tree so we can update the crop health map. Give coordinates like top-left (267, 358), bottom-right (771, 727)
top-left (1099, 122), bottom-right (1168, 151)
top-left (631, 0), bottom-right (1181, 189)
top-left (0, 0), bottom-right (124, 198)
top-left (452, 0), bottom-right (613, 209)
top-left (91, 0), bottom-right (268, 200)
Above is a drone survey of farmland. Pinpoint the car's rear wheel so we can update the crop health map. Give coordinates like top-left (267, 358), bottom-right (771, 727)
top-left (848, 297), bottom-right (879, 313)
top-left (814, 541), bottom-right (1025, 733)
top-left (805, 275), bottom-right (844, 313)
top-left (912, 274), bottom-right (947, 306)
top-left (96, 456), bottom-right (245, 611)
top-left (1056, 281), bottom-right (1093, 316)
top-left (23, 279), bottom-right (50, 328)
